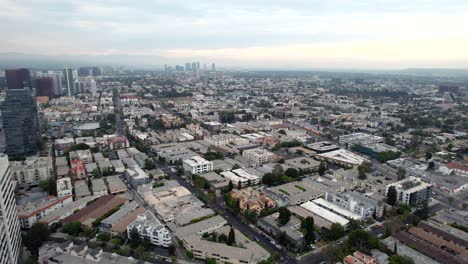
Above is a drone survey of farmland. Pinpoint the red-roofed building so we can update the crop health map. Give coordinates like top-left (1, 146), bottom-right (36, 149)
top-left (106, 136), bottom-right (130, 150)
top-left (71, 159), bottom-right (87, 181)
top-left (447, 162), bottom-right (468, 177)
top-left (343, 251), bottom-right (376, 264)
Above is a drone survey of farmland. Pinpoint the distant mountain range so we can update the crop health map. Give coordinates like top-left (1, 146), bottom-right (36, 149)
top-left (0, 52), bottom-right (174, 70)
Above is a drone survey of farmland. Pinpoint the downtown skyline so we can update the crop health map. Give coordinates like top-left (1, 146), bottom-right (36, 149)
top-left (1, 0), bottom-right (468, 69)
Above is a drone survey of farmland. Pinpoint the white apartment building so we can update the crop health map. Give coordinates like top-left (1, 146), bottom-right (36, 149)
top-left (0, 155), bottom-right (22, 264)
top-left (325, 191), bottom-right (381, 219)
top-left (10, 156), bottom-right (52, 188)
top-left (56, 177), bottom-right (72, 198)
top-left (125, 167), bottom-right (151, 187)
top-left (242, 148), bottom-right (276, 166)
top-left (385, 176), bottom-right (433, 206)
top-left (221, 169), bottom-right (260, 188)
top-left (127, 211), bottom-right (172, 247)
top-left (205, 134), bottom-right (249, 147)
top-left (69, 149), bottom-right (93, 164)
top-left (17, 195), bottom-right (73, 229)
top-left (183, 156), bottom-right (213, 175)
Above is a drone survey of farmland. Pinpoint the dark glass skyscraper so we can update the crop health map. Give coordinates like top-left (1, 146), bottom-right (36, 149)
top-left (5, 68), bottom-right (32, 90)
top-left (34, 77), bottom-right (54, 98)
top-left (0, 88), bottom-right (39, 157)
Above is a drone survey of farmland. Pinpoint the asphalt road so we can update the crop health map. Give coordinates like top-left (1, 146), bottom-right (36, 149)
top-left (157, 165), bottom-right (305, 263)
top-left (112, 89), bottom-right (125, 136)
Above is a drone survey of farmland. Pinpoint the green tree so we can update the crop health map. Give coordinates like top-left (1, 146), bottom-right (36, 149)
top-left (414, 202), bottom-right (429, 220)
top-left (285, 168), bottom-right (299, 179)
top-left (378, 151), bottom-right (401, 162)
top-left (206, 258), bottom-right (217, 264)
top-left (389, 255), bottom-right (414, 264)
top-left (301, 216), bottom-right (316, 245)
top-left (135, 245), bottom-right (145, 259)
top-left (232, 164), bottom-right (241, 170)
top-left (448, 196), bottom-right (454, 204)
top-left (397, 167), bottom-right (406, 180)
top-left (144, 158), bottom-right (156, 170)
top-left (318, 161), bottom-right (327, 176)
top-left (328, 223), bottom-right (345, 240)
top-left (425, 152), bottom-right (432, 161)
top-left (23, 223), bottom-right (50, 256)
top-left (97, 232), bottom-right (110, 242)
top-left (69, 143), bottom-right (91, 152)
top-left (227, 227), bottom-right (236, 246)
top-left (272, 164), bottom-right (284, 178)
top-left (186, 250), bottom-right (194, 259)
top-left (262, 173), bottom-right (274, 186)
top-left (277, 231), bottom-right (289, 246)
top-left (130, 227), bottom-right (141, 248)
top-left (168, 245), bottom-right (176, 256)
top-left (346, 229), bottom-right (378, 252)
top-left (118, 246), bottom-right (130, 256)
top-left (218, 233), bottom-right (227, 243)
top-left (278, 207), bottom-right (291, 226)
top-left (427, 161), bottom-right (435, 170)
top-left (387, 186), bottom-right (397, 206)
top-left (62, 221), bottom-right (82, 236)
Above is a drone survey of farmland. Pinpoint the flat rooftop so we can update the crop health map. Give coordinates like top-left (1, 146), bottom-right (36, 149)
top-left (300, 201), bottom-right (349, 226)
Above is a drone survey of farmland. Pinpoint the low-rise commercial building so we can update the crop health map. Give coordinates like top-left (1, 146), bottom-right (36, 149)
top-left (258, 213), bottom-right (305, 251)
top-left (317, 149), bottom-right (367, 167)
top-left (105, 176), bottom-right (127, 194)
top-left (221, 169), bottom-right (260, 188)
top-left (183, 225), bottom-right (270, 264)
top-left (300, 201), bottom-right (350, 228)
top-left (91, 178), bottom-right (108, 196)
top-left (100, 201), bottom-right (140, 232)
top-left (125, 167), bottom-right (151, 187)
top-left (264, 181), bottom-right (323, 206)
top-left (74, 180), bottom-right (91, 198)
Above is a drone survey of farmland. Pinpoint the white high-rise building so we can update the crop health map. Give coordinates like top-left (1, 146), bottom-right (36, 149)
top-left (0, 154), bottom-right (22, 264)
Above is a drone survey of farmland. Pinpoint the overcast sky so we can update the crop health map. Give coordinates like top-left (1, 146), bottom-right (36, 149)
top-left (1, 0), bottom-right (468, 69)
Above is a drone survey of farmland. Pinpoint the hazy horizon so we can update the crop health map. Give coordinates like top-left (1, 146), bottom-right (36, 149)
top-left (2, 0), bottom-right (468, 69)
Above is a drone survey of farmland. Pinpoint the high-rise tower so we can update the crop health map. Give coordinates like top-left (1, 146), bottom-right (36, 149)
top-left (5, 68), bottom-right (32, 90)
top-left (0, 154), bottom-right (22, 264)
top-left (0, 88), bottom-right (40, 157)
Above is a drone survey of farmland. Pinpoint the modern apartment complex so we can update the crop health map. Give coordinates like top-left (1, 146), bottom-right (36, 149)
top-left (385, 176), bottom-right (432, 206)
top-left (183, 156), bottom-right (213, 174)
top-left (126, 211), bottom-right (172, 247)
top-left (9, 156), bottom-right (52, 188)
top-left (242, 148), bottom-right (276, 166)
